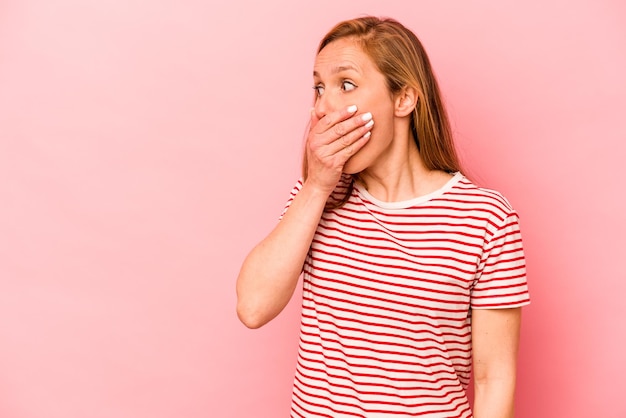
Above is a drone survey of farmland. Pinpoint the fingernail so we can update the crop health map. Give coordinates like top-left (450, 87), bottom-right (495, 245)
top-left (347, 105), bottom-right (357, 113)
top-left (364, 119), bottom-right (374, 129)
top-left (362, 112), bottom-right (373, 122)
top-left (363, 131), bottom-right (371, 139)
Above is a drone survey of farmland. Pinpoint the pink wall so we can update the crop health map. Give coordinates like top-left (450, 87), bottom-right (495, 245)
top-left (1, 0), bottom-right (624, 417)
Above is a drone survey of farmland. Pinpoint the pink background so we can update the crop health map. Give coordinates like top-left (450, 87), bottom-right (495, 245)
top-left (1, 0), bottom-right (625, 417)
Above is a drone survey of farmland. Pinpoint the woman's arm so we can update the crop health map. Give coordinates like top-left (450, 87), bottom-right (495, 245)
top-left (471, 307), bottom-right (522, 418)
top-left (236, 183), bottom-right (329, 328)
top-left (236, 105), bottom-right (373, 329)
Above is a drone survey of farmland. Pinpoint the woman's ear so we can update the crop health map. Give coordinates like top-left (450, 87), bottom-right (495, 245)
top-left (394, 86), bottom-right (418, 117)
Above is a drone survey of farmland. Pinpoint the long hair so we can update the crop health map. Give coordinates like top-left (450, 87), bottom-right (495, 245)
top-left (303, 16), bottom-right (462, 207)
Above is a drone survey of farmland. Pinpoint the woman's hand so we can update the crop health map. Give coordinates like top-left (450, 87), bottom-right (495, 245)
top-left (306, 105), bottom-right (374, 194)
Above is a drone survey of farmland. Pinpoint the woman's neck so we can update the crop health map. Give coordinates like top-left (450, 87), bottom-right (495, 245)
top-left (357, 137), bottom-right (452, 203)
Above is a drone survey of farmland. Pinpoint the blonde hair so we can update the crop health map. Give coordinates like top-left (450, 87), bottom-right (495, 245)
top-left (304, 16), bottom-right (462, 206)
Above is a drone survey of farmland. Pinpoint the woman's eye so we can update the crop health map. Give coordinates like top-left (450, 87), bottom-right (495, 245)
top-left (342, 81), bottom-right (356, 92)
top-left (313, 85), bottom-right (325, 97)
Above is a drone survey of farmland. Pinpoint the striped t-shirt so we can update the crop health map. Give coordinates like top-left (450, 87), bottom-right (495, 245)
top-left (284, 172), bottom-right (530, 418)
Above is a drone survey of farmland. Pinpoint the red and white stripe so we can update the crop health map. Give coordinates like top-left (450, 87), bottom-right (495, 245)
top-left (284, 173), bottom-right (530, 418)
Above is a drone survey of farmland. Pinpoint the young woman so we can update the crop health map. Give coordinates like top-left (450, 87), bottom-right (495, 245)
top-left (236, 16), bottom-right (530, 418)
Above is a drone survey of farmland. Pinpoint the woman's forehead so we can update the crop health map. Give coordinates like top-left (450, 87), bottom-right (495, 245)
top-left (314, 39), bottom-right (372, 77)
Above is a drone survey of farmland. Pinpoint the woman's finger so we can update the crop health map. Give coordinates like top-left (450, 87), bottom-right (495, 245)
top-left (312, 105), bottom-right (357, 135)
top-left (321, 112), bottom-right (372, 147)
top-left (325, 116), bottom-right (374, 157)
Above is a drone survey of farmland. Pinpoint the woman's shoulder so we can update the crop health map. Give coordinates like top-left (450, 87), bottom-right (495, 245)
top-left (448, 174), bottom-right (517, 218)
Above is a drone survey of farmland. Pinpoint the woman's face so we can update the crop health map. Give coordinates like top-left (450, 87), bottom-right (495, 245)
top-left (313, 38), bottom-right (397, 174)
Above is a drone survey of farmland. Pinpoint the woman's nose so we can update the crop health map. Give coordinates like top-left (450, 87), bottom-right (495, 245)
top-left (313, 97), bottom-right (327, 120)
top-left (313, 92), bottom-right (337, 120)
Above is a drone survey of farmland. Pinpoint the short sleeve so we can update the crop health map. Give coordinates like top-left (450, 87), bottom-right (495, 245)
top-left (471, 212), bottom-right (530, 309)
top-left (279, 178), bottom-right (304, 220)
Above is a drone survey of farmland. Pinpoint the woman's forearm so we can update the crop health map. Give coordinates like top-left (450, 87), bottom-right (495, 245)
top-left (235, 182), bottom-right (329, 328)
top-left (471, 308), bottom-right (521, 418)
top-left (473, 377), bottom-right (515, 418)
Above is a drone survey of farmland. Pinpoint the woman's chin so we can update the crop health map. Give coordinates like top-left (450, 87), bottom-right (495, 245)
top-left (342, 157), bottom-right (364, 175)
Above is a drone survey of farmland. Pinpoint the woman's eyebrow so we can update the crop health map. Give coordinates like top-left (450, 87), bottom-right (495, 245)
top-left (313, 64), bottom-right (361, 78)
top-left (331, 64), bottom-right (360, 74)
